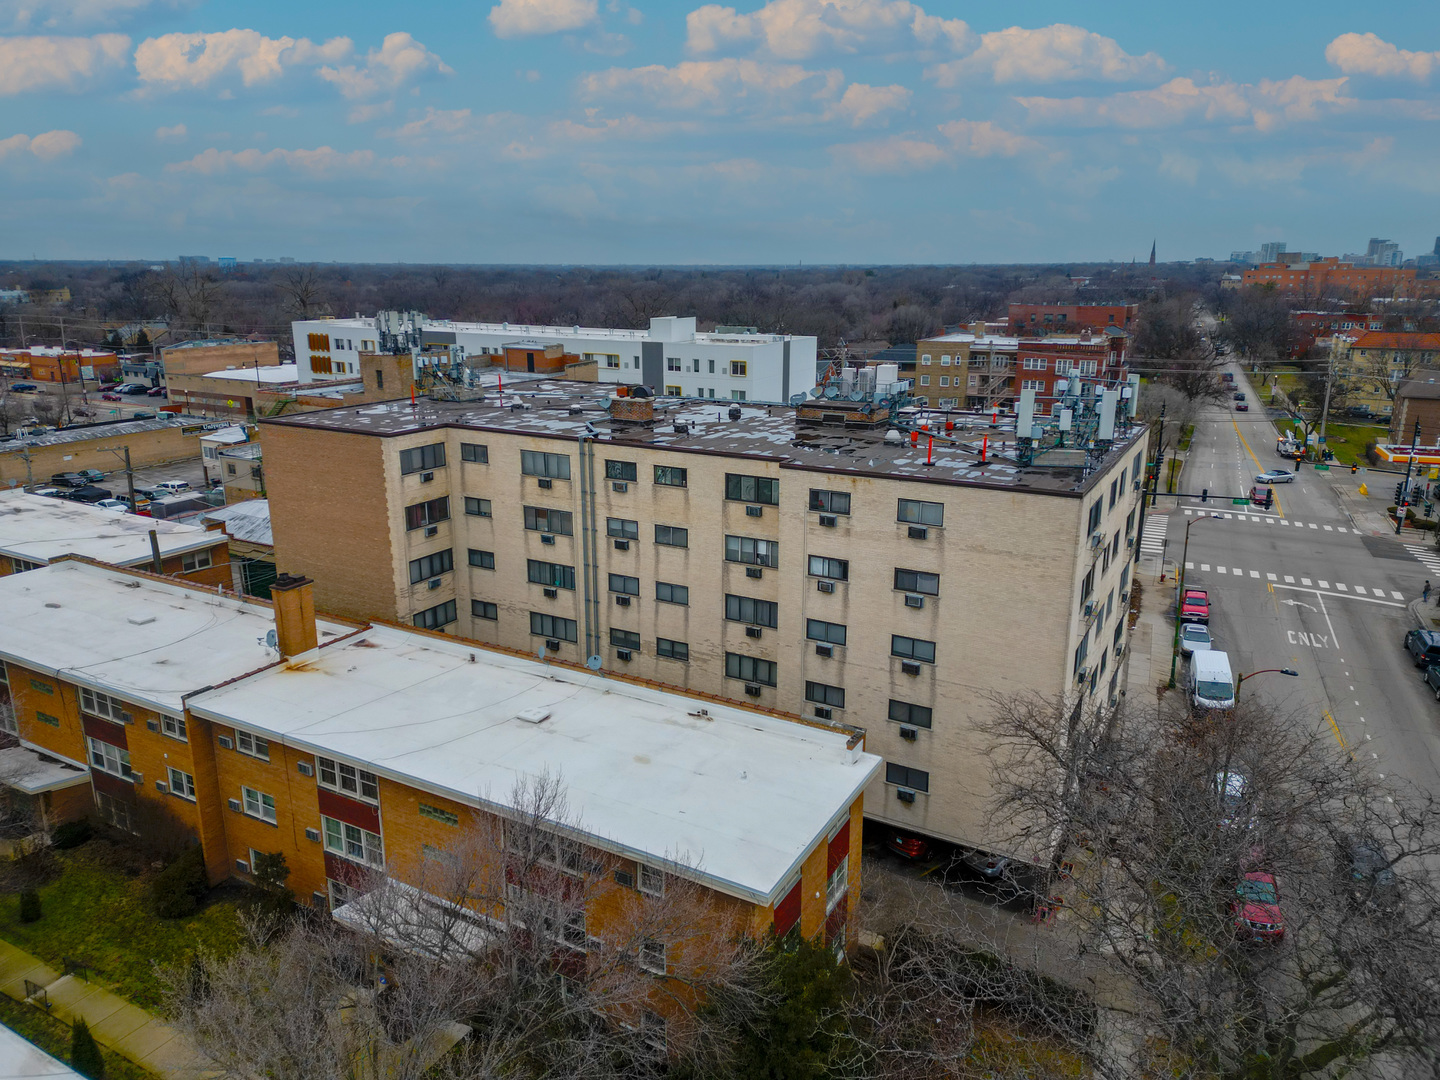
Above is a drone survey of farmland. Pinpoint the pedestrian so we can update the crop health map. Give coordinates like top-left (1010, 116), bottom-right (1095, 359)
top-left (1426, 581), bottom-right (1432, 603)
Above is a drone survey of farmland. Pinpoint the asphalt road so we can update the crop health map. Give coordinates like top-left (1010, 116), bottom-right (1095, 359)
top-left (1150, 368), bottom-right (1440, 796)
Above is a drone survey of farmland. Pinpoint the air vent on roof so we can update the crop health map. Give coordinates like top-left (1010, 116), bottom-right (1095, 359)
top-left (127, 614), bottom-right (156, 626)
top-left (516, 707), bottom-right (551, 724)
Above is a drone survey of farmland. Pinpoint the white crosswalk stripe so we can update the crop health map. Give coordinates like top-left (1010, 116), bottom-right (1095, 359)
top-left (1180, 564), bottom-right (1412, 602)
top-left (1181, 508), bottom-right (1359, 533)
top-left (1404, 544), bottom-right (1440, 575)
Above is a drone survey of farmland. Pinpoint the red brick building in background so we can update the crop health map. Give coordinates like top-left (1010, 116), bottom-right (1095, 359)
top-left (1243, 258), bottom-right (1440, 300)
top-left (1008, 304), bottom-right (1138, 335)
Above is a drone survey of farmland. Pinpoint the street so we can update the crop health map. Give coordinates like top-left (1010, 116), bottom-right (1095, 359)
top-left (1144, 366), bottom-right (1440, 797)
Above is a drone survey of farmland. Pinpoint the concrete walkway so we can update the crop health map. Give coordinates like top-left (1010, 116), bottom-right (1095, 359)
top-left (0, 938), bottom-right (214, 1079)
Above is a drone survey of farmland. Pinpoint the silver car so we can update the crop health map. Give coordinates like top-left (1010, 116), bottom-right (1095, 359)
top-left (1180, 623), bottom-right (1213, 655)
top-left (1255, 470), bottom-right (1295, 484)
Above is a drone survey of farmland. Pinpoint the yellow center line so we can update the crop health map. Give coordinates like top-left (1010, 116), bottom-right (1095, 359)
top-left (1324, 710), bottom-right (1351, 755)
top-left (1233, 415), bottom-right (1285, 518)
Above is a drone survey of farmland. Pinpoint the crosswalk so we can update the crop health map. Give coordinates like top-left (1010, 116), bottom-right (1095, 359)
top-left (1404, 544), bottom-right (1440, 576)
top-left (1182, 562), bottom-right (1407, 601)
top-left (1181, 507), bottom-right (1360, 534)
top-left (1139, 515), bottom-right (1167, 559)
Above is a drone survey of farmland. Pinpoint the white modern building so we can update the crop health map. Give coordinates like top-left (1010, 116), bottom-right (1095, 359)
top-left (292, 314), bottom-right (818, 404)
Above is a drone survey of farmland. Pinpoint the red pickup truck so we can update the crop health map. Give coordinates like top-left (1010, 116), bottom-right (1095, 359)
top-left (1179, 588), bottom-right (1210, 625)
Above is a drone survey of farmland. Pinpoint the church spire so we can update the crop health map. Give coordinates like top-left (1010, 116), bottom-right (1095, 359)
top-left (1149, 239), bottom-right (1157, 265)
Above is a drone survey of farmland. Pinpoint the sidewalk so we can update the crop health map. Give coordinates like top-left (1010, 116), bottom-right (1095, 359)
top-left (0, 938), bottom-right (213, 1079)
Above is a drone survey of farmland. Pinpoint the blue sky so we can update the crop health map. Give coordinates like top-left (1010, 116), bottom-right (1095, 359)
top-left (2, 0), bottom-right (1438, 264)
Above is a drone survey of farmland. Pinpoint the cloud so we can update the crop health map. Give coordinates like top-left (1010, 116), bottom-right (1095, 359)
top-left (1016, 76), bottom-right (1353, 131)
top-left (154, 122), bottom-right (186, 140)
top-left (382, 106), bottom-right (477, 140)
top-left (0, 128), bottom-right (81, 160)
top-left (686, 0), bottom-right (971, 60)
top-left (937, 118), bottom-right (1040, 156)
top-left (830, 82), bottom-right (910, 125)
top-left (829, 133), bottom-right (948, 173)
top-left (1325, 32), bottom-right (1439, 81)
top-left (134, 29), bottom-right (349, 91)
top-left (0, 0), bottom-right (190, 31)
top-left (165, 145), bottom-right (400, 176)
top-left (488, 0), bottom-right (597, 38)
top-left (0, 33), bottom-right (129, 94)
top-left (549, 115), bottom-right (702, 140)
top-left (927, 24), bottom-right (1167, 86)
top-left (1158, 151), bottom-right (1199, 184)
top-left (582, 57), bottom-right (842, 113)
top-left (316, 31), bottom-right (451, 99)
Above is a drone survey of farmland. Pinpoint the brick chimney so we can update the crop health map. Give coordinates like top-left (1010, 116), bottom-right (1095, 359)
top-left (271, 573), bottom-right (318, 658)
top-left (608, 394), bottom-right (654, 425)
top-left (970, 320), bottom-right (987, 340)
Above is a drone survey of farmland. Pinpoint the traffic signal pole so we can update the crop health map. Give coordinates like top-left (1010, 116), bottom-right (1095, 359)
top-left (1397, 420), bottom-right (1422, 537)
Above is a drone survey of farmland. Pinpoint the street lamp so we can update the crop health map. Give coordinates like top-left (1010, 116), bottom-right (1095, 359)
top-left (1235, 668), bottom-right (1300, 702)
top-left (1169, 513), bottom-right (1223, 688)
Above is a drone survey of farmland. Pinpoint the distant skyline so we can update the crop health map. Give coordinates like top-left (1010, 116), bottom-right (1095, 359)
top-left (1, 1), bottom-right (1438, 264)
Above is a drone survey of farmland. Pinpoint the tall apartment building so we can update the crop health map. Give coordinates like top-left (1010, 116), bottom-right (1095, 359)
top-left (1007, 304), bottom-right (1138, 335)
top-left (291, 314), bottom-right (818, 403)
top-left (261, 381), bottom-right (1147, 856)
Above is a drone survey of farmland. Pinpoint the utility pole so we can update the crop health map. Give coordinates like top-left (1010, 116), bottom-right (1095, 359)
top-left (1319, 345), bottom-right (1335, 452)
top-left (98, 445), bottom-right (137, 510)
top-left (1397, 419), bottom-right (1422, 536)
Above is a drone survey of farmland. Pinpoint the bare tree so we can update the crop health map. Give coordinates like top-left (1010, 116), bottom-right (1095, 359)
top-left (275, 265), bottom-right (331, 320)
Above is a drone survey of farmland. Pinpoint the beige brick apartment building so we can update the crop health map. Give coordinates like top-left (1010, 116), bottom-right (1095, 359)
top-left (262, 382), bottom-right (1147, 855)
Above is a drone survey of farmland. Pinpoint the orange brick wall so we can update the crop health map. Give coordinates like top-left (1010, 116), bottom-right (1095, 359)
top-left (6, 662), bottom-right (88, 766)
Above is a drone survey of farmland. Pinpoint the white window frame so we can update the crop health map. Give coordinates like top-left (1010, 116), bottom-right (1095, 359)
top-left (638, 863), bottom-right (665, 897)
top-left (79, 687), bottom-right (130, 724)
top-left (182, 549), bottom-right (213, 572)
top-left (87, 736), bottom-right (132, 780)
top-left (242, 786), bottom-right (277, 824)
top-left (234, 730), bottom-right (270, 761)
top-left (317, 756), bottom-right (380, 803)
top-left (826, 857), bottom-right (848, 914)
top-left (322, 815), bottom-right (385, 868)
top-left (638, 939), bottom-right (666, 975)
top-left (95, 790), bottom-right (134, 833)
top-left (167, 767), bottom-right (196, 800)
top-left (161, 714), bottom-right (187, 741)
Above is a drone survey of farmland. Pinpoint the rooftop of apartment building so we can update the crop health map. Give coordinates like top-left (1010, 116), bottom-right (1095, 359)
top-left (164, 337), bottom-right (270, 351)
top-left (925, 327), bottom-right (1128, 349)
top-left (0, 560), bottom-right (355, 716)
top-left (267, 378), bottom-right (1144, 495)
top-left (306, 314), bottom-right (802, 346)
top-left (1396, 370), bottom-right (1440, 400)
top-left (0, 416), bottom-right (189, 453)
top-left (197, 363), bottom-right (300, 385)
top-left (1342, 331), bottom-right (1440, 350)
top-left (0, 491), bottom-right (226, 566)
top-left (202, 498), bottom-right (272, 546)
top-left (188, 620), bottom-right (879, 903)
top-left (0, 346), bottom-right (116, 358)
top-left (218, 442), bottom-right (263, 460)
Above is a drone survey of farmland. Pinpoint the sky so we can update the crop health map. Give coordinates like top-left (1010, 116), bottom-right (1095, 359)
top-left (1, 0), bottom-right (1438, 265)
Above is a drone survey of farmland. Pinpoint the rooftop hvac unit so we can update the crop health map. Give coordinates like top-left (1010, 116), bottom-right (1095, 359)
top-left (305, 827), bottom-right (321, 842)
top-left (908, 526), bottom-right (928, 540)
top-left (424, 525), bottom-right (439, 538)
top-left (813, 706), bottom-right (833, 720)
top-left (816, 580), bottom-right (835, 593)
top-left (546, 638), bottom-right (562, 651)
top-left (815, 644), bottom-right (833, 658)
top-left (901, 661), bottom-right (921, 676)
top-left (227, 797), bottom-right (241, 812)
top-left (428, 578), bottom-right (443, 590)
top-left (744, 683), bottom-right (763, 697)
top-left (543, 587), bottom-right (559, 599)
top-left (896, 788), bottom-right (916, 804)
top-left (899, 726), bottom-right (918, 741)
top-left (420, 471), bottom-right (434, 483)
top-left (297, 760), bottom-right (314, 777)
top-left (612, 481), bottom-right (628, 492)
top-left (541, 533), bottom-right (555, 545)
top-left (218, 735), bottom-right (234, 750)
top-left (904, 594), bottom-right (924, 609)
top-left (614, 539), bottom-right (630, 551)
top-left (615, 595), bottom-right (631, 607)
top-left (745, 626), bottom-right (762, 639)
top-left (818, 514), bottom-right (837, 528)
top-left (745, 567), bottom-right (763, 579)
top-left (537, 478), bottom-right (552, 489)
top-left (616, 649), bottom-right (633, 661)
top-left (746, 505), bottom-right (764, 517)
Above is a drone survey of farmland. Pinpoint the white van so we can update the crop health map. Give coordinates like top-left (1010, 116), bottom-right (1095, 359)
top-left (1189, 649), bottom-right (1235, 711)
top-left (155, 480), bottom-right (191, 495)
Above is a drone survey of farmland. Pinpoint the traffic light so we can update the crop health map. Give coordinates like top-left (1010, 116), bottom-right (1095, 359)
top-left (1396, 483), bottom-right (1406, 505)
top-left (1201, 488), bottom-right (1209, 503)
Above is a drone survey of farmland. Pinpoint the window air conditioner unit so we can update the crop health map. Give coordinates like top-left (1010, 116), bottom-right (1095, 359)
top-left (130, 771), bottom-right (142, 783)
top-left (227, 797), bottom-right (241, 812)
top-left (218, 735), bottom-right (234, 750)
top-left (901, 661), bottom-right (922, 676)
top-left (745, 626), bottom-right (762, 639)
top-left (145, 718), bottom-right (160, 732)
top-left (908, 526), bottom-right (928, 540)
top-left (1133, 479), bottom-right (1142, 490)
top-left (614, 868), bottom-right (638, 889)
top-left (896, 788), bottom-right (916, 804)
top-left (119, 711), bottom-right (133, 725)
top-left (745, 505), bottom-right (764, 518)
top-left (312, 891), bottom-right (328, 909)
top-left (615, 595), bottom-right (631, 607)
top-left (543, 587), bottom-right (559, 599)
top-left (616, 649), bottom-right (633, 661)
top-left (904, 594), bottom-right (924, 609)
top-left (1120, 591), bottom-right (1130, 605)
top-left (1125, 536), bottom-right (1134, 549)
top-left (745, 567), bottom-right (763, 579)
top-left (305, 827), bottom-right (321, 842)
top-left (424, 525), bottom-right (439, 538)
top-left (816, 579), bottom-right (835, 593)
top-left (614, 539), bottom-right (630, 551)
top-left (1075, 666), bottom-right (1089, 684)
top-left (428, 578), bottom-right (443, 590)
top-left (612, 481), bottom-right (628, 493)
top-left (546, 638), bottom-right (562, 651)
top-left (818, 514), bottom-right (837, 528)
top-left (537, 478), bottom-right (553, 489)
top-left (813, 706), bottom-right (833, 720)
top-left (1084, 601), bottom-right (1096, 617)
top-left (1114, 643), bottom-right (1125, 659)
top-left (235, 860), bottom-right (250, 874)
top-left (420, 471), bottom-right (434, 483)
top-left (899, 726), bottom-right (918, 741)
top-left (541, 533), bottom-right (555, 545)
top-left (1090, 532), bottom-right (1104, 549)
top-left (815, 644), bottom-right (833, 658)
top-left (154, 780), bottom-right (168, 793)
top-left (744, 683), bottom-right (763, 697)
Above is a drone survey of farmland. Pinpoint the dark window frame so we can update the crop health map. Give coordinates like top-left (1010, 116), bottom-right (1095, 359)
top-left (524, 506), bottom-right (574, 535)
top-left (724, 652), bottom-right (777, 687)
top-left (891, 635), bottom-right (936, 663)
top-left (887, 700), bottom-right (933, 729)
top-left (413, 600), bottom-right (457, 631)
top-left (654, 524), bottom-right (688, 548)
top-left (467, 549), bottom-right (495, 570)
top-left (609, 573), bottom-right (640, 596)
top-left (655, 581), bottom-right (689, 605)
top-left (725, 473), bottom-right (779, 505)
top-left (460, 443), bottom-right (489, 464)
top-left (725, 594), bottom-right (778, 628)
top-left (605, 459), bottom-right (638, 482)
top-left (894, 568), bottom-right (940, 596)
top-left (529, 611), bottom-right (577, 642)
top-left (808, 489), bottom-right (851, 515)
top-left (805, 681), bottom-right (845, 708)
top-left (463, 497), bottom-right (492, 517)
top-left (885, 762), bottom-right (930, 792)
top-left (408, 548), bottom-right (454, 584)
top-left (404, 496), bottom-right (450, 531)
top-left (805, 619), bottom-right (847, 646)
top-left (654, 465), bottom-right (688, 487)
top-left (897, 498), bottom-right (944, 527)
top-left (607, 517), bottom-right (640, 540)
top-left (807, 554), bottom-right (849, 580)
top-left (527, 559), bottom-right (576, 590)
top-left (400, 443), bottom-right (446, 475)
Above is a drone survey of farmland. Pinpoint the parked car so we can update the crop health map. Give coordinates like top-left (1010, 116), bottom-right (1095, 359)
top-left (8, 382), bottom-right (37, 393)
top-left (1425, 664), bottom-right (1440, 699)
top-left (146, 386), bottom-right (167, 397)
top-left (1255, 470), bottom-right (1295, 484)
top-left (886, 831), bottom-right (932, 861)
top-left (1180, 623), bottom-right (1213, 655)
top-left (98, 381), bottom-right (121, 391)
top-left (93, 499), bottom-right (129, 512)
top-left (1216, 770), bottom-right (1254, 830)
top-left (1233, 391), bottom-right (1246, 401)
top-left (1235, 401), bottom-right (1250, 411)
top-left (1222, 372), bottom-right (1236, 383)
top-left (1230, 871), bottom-right (1285, 942)
top-left (76, 469), bottom-right (105, 483)
top-left (64, 485), bottom-right (113, 504)
top-left (154, 479), bottom-right (191, 495)
top-left (49, 472), bottom-right (87, 488)
top-left (30, 486), bottom-right (65, 498)
top-left (71, 407), bottom-right (94, 417)
top-left (101, 392), bottom-right (122, 401)
top-left (1339, 839), bottom-right (1400, 911)
top-left (1404, 628), bottom-right (1440, 668)
top-left (130, 410), bottom-right (157, 420)
top-left (1179, 587), bottom-right (1210, 624)
top-left (121, 384), bottom-right (151, 395)
top-left (959, 849), bottom-right (1011, 881)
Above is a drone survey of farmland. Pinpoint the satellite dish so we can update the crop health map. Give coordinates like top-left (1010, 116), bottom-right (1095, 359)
top-left (536, 645), bottom-right (547, 661)
top-left (586, 654), bottom-right (603, 671)
top-left (264, 629), bottom-right (278, 650)
top-left (788, 393), bottom-right (806, 405)
top-left (824, 387), bottom-right (840, 399)
top-left (848, 391), bottom-right (864, 402)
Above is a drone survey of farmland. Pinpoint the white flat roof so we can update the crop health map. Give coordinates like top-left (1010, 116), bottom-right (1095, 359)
top-left (202, 498), bottom-right (272, 546)
top-left (199, 425), bottom-right (250, 445)
top-left (0, 561), bottom-right (353, 716)
top-left (190, 625), bottom-right (880, 904)
top-left (0, 1023), bottom-right (84, 1079)
top-left (0, 491), bottom-right (221, 565)
top-left (0, 745), bottom-right (88, 794)
top-left (200, 363), bottom-right (298, 385)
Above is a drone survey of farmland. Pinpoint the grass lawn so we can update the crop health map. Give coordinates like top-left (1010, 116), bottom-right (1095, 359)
top-left (0, 992), bottom-right (157, 1079)
top-left (0, 843), bottom-right (248, 1010)
top-left (1323, 423), bottom-right (1390, 468)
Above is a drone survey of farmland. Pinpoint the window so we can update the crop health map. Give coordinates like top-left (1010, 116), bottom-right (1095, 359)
top-left (897, 499), bottom-right (944, 527)
top-left (11, 558), bottom-right (42, 574)
top-left (167, 767), bottom-right (196, 800)
top-left (724, 535), bottom-right (778, 567)
top-left (655, 581), bottom-right (688, 605)
top-left (654, 465), bottom-right (687, 487)
top-left (725, 594), bottom-right (778, 628)
top-left (0, 709), bottom-right (15, 736)
top-left (467, 549), bottom-right (495, 570)
top-left (639, 863), bottom-right (665, 897)
top-left (725, 474), bottom-right (779, 505)
top-left (606, 459), bottom-right (637, 482)
top-left (1023, 357), bottom-right (1048, 370)
top-left (939, 376), bottom-right (950, 387)
top-left (725, 653), bottom-right (776, 686)
top-left (806, 619), bottom-right (847, 646)
top-left (472, 599), bottom-right (498, 620)
top-left (419, 802), bottom-right (460, 826)
top-left (405, 497), bottom-right (450, 531)
top-left (826, 857), bottom-right (848, 914)
top-left (667, 356), bottom-right (681, 372)
top-left (79, 688), bottom-right (129, 724)
top-left (530, 612), bottom-right (578, 642)
top-left (399, 443), bottom-right (446, 475)
top-left (161, 714), bottom-right (187, 741)
top-left (409, 549), bottom-right (454, 584)
top-left (95, 790), bottom-right (132, 833)
top-left (1021, 379), bottom-right (1044, 391)
top-left (1081, 567), bottom-right (1095, 602)
top-left (609, 573), bottom-right (640, 596)
top-left (888, 700), bottom-right (933, 728)
top-left (656, 637), bottom-right (689, 661)
top-left (235, 730), bottom-right (270, 761)
top-left (891, 635), bottom-right (936, 663)
top-left (809, 490), bottom-right (851, 514)
top-left (1087, 500), bottom-right (1102, 533)
top-left (460, 443), bottom-right (489, 463)
top-left (654, 524), bottom-right (688, 547)
top-left (808, 555), bottom-right (849, 580)
top-left (464, 497), bottom-right (492, 517)
top-left (920, 375), bottom-right (930, 386)
top-left (317, 756), bottom-right (379, 802)
top-left (894, 568), bottom-right (940, 596)
top-left (805, 682), bottom-right (845, 709)
top-left (730, 360), bottom-right (747, 377)
top-left (524, 506), bottom-right (573, 535)
top-left (527, 560), bottom-right (575, 590)
top-left (920, 354), bottom-right (932, 366)
top-left (182, 549), bottom-right (213, 573)
top-left (242, 786), bottom-right (277, 823)
top-left (87, 737), bottom-right (132, 779)
top-left (413, 600), bottom-right (457, 630)
top-left (885, 763), bottom-right (930, 792)
top-left (323, 815), bottom-right (384, 868)
top-left (611, 628), bottom-right (641, 650)
top-left (606, 517), bottom-right (639, 540)
top-left (521, 450), bottom-right (570, 480)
